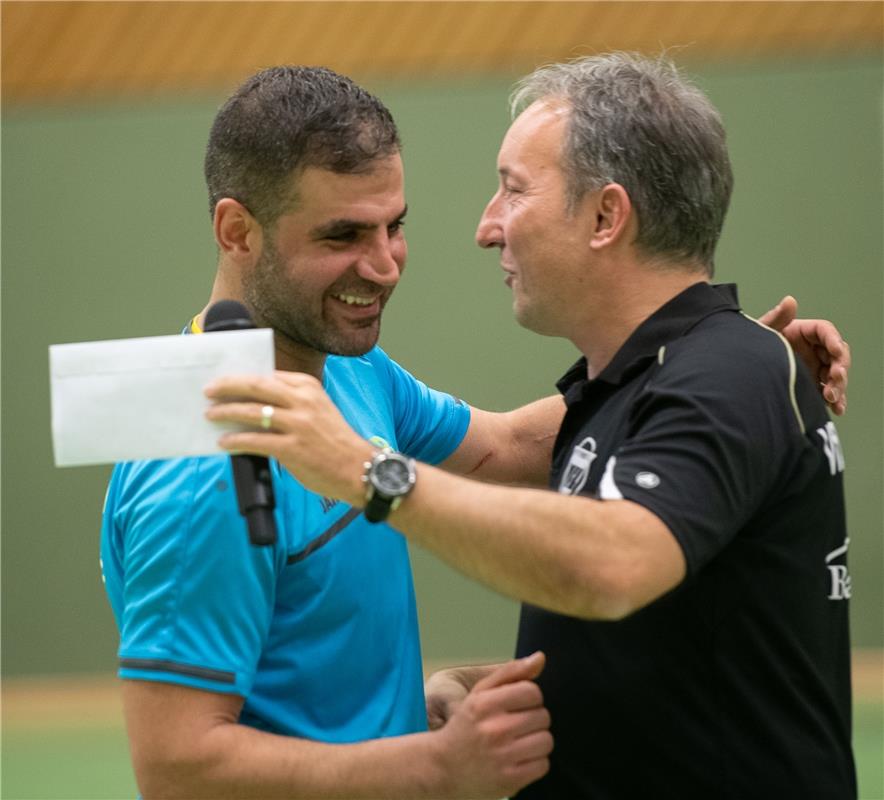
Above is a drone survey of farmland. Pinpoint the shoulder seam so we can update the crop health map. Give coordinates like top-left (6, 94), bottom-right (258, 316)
top-left (740, 312), bottom-right (806, 435)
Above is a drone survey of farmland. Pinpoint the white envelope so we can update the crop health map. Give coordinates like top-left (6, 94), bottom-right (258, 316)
top-left (49, 329), bottom-right (275, 467)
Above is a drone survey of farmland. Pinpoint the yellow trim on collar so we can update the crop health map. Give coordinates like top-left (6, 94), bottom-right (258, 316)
top-left (190, 315), bottom-right (203, 335)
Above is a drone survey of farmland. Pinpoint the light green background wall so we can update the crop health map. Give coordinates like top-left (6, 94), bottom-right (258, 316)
top-left (2, 57), bottom-right (881, 677)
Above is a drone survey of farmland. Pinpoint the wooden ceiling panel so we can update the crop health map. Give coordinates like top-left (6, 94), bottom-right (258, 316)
top-left (2, 1), bottom-right (881, 104)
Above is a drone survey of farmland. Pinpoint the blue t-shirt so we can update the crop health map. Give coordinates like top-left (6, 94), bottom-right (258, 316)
top-left (100, 347), bottom-right (470, 742)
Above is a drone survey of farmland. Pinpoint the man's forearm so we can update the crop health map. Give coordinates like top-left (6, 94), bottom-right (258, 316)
top-left (141, 722), bottom-right (444, 800)
top-left (126, 657), bottom-right (551, 800)
top-left (440, 396), bottom-right (563, 487)
top-left (390, 464), bottom-right (685, 621)
top-left (203, 374), bottom-right (681, 617)
top-left (497, 395), bottom-right (564, 485)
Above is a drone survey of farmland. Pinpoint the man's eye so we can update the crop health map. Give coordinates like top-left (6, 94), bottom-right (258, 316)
top-left (326, 230), bottom-right (357, 243)
top-left (388, 220), bottom-right (405, 235)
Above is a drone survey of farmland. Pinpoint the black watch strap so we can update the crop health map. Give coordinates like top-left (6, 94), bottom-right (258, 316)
top-left (363, 492), bottom-right (395, 523)
top-left (362, 450), bottom-right (416, 524)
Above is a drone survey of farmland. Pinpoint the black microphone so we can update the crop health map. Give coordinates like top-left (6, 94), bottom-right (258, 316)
top-left (204, 300), bottom-right (277, 547)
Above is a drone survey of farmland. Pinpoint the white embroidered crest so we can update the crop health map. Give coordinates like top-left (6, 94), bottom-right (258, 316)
top-left (559, 437), bottom-right (598, 495)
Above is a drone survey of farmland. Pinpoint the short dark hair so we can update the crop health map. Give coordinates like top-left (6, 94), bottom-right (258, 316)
top-left (204, 66), bottom-right (400, 224)
top-left (512, 53), bottom-right (733, 272)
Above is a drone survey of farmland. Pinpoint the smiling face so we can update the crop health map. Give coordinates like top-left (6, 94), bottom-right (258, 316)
top-left (243, 154), bottom-right (407, 358)
top-left (475, 102), bottom-right (598, 337)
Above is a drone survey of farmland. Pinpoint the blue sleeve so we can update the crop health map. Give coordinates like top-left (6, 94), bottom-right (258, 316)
top-left (374, 349), bottom-right (470, 464)
top-left (103, 456), bottom-right (280, 696)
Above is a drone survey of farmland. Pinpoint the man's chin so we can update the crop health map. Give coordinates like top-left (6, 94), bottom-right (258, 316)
top-left (271, 320), bottom-right (380, 359)
top-left (513, 302), bottom-right (534, 330)
top-left (514, 304), bottom-right (560, 338)
top-left (325, 327), bottom-right (381, 357)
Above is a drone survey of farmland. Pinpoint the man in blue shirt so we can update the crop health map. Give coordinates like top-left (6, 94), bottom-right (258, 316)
top-left (106, 64), bottom-right (849, 799)
top-left (103, 66), bottom-right (558, 799)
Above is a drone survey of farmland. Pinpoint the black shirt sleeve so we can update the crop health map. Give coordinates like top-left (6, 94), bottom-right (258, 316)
top-left (608, 317), bottom-right (810, 575)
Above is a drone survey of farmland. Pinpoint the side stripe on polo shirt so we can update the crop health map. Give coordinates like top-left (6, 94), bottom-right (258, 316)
top-left (287, 507), bottom-right (362, 565)
top-left (119, 658), bottom-right (236, 684)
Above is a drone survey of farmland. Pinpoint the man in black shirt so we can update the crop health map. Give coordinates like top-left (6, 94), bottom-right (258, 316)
top-left (207, 53), bottom-right (855, 798)
top-left (512, 281), bottom-right (853, 798)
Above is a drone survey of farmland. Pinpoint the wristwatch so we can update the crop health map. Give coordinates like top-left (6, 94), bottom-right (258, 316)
top-left (362, 449), bottom-right (416, 523)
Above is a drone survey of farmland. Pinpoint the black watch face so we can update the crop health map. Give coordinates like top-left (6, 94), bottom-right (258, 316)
top-left (374, 458), bottom-right (412, 495)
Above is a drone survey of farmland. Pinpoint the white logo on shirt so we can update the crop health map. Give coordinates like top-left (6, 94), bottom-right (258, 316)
top-left (816, 421), bottom-right (845, 476)
top-left (636, 471), bottom-right (660, 489)
top-left (599, 456), bottom-right (623, 500)
top-left (559, 437), bottom-right (597, 495)
top-left (825, 537), bottom-right (851, 600)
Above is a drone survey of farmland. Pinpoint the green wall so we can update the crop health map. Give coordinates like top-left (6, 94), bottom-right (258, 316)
top-left (2, 57), bottom-right (881, 677)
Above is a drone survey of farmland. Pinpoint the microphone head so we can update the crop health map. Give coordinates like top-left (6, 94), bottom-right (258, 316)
top-left (204, 300), bottom-right (255, 332)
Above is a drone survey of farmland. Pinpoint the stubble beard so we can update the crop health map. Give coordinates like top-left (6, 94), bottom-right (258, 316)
top-left (243, 238), bottom-right (385, 357)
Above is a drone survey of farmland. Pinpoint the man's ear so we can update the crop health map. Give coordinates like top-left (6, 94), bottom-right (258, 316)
top-left (589, 183), bottom-right (633, 251)
top-left (214, 198), bottom-right (263, 263)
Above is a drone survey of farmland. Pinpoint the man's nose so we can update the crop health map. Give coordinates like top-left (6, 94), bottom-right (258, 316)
top-left (357, 234), bottom-right (401, 286)
top-left (475, 192), bottom-right (503, 249)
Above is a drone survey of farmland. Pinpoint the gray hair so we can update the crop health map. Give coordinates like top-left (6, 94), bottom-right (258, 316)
top-left (511, 53), bottom-right (732, 272)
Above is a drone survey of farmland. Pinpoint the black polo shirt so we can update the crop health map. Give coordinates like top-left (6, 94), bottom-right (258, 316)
top-left (515, 282), bottom-right (855, 800)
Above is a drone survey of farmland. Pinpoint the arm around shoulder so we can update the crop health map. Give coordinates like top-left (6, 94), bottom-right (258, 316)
top-left (391, 466), bottom-right (687, 621)
top-left (440, 396), bottom-right (565, 485)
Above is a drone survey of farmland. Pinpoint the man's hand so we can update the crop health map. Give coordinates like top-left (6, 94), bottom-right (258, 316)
top-left (759, 295), bottom-right (850, 415)
top-left (425, 664), bottom-right (500, 731)
top-left (205, 371), bottom-right (373, 505)
top-left (432, 651), bottom-right (552, 799)
top-left (426, 670), bottom-right (470, 732)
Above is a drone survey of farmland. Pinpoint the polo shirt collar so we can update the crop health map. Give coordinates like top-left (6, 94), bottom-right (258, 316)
top-left (557, 282), bottom-right (741, 399)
